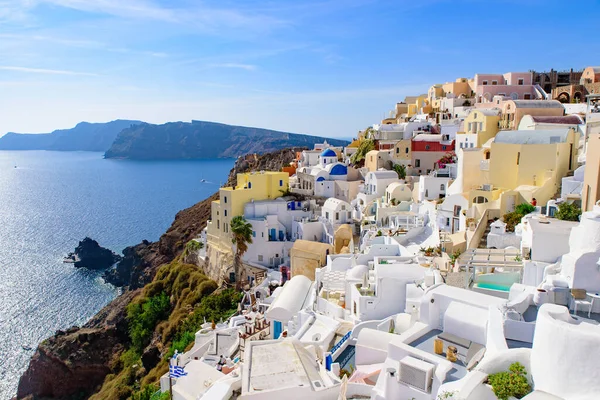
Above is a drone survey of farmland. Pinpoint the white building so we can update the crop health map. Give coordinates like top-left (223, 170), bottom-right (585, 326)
top-left (418, 175), bottom-right (451, 202)
top-left (355, 170), bottom-right (400, 219)
top-left (437, 194), bottom-right (468, 233)
top-left (243, 199), bottom-right (313, 268)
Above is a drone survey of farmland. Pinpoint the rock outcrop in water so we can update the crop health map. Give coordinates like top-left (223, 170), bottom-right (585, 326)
top-left (17, 148), bottom-right (301, 399)
top-left (67, 237), bottom-right (121, 270)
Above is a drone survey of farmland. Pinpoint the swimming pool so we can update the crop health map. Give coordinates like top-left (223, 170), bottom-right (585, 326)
top-left (474, 282), bottom-right (511, 292)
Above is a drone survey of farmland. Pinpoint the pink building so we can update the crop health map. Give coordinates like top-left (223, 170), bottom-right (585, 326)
top-left (475, 72), bottom-right (543, 103)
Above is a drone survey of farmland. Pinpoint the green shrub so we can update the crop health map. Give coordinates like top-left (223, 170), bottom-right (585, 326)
top-left (165, 330), bottom-right (196, 359)
top-left (503, 203), bottom-right (537, 232)
top-left (120, 348), bottom-right (141, 369)
top-left (127, 292), bottom-right (171, 352)
top-left (515, 203), bottom-right (535, 215)
top-left (555, 202), bottom-right (581, 221)
top-left (487, 362), bottom-right (532, 400)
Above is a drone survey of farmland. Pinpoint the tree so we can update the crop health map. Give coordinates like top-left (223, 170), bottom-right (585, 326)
top-left (393, 164), bottom-right (406, 180)
top-left (555, 202), bottom-right (581, 221)
top-left (230, 216), bottom-right (254, 290)
top-left (350, 138), bottom-right (375, 165)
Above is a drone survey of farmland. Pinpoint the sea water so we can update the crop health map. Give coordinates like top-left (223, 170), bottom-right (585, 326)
top-left (0, 151), bottom-right (233, 397)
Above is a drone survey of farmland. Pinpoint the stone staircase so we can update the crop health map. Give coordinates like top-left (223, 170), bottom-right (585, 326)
top-left (478, 221), bottom-right (492, 249)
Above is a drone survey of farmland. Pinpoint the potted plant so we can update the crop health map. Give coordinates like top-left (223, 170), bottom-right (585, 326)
top-left (486, 362), bottom-right (532, 400)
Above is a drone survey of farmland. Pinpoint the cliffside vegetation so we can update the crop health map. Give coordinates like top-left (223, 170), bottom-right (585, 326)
top-left (90, 259), bottom-right (241, 400)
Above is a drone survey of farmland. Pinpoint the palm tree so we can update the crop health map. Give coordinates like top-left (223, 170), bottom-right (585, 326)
top-left (230, 216), bottom-right (253, 290)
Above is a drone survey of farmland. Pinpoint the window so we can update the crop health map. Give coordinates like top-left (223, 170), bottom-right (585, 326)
top-left (440, 184), bottom-right (445, 190)
top-left (453, 205), bottom-right (461, 217)
top-left (425, 145), bottom-right (430, 150)
top-left (335, 212), bottom-right (339, 220)
top-left (468, 122), bottom-right (472, 131)
top-left (427, 169), bottom-right (431, 174)
top-left (442, 145), bottom-right (447, 150)
top-left (224, 196), bottom-right (227, 204)
top-left (224, 210), bottom-right (227, 217)
top-left (348, 211), bottom-right (352, 219)
top-left (415, 159), bottom-right (421, 167)
top-left (482, 80), bottom-right (488, 85)
top-left (473, 196), bottom-right (489, 204)
top-left (470, 143), bottom-right (474, 148)
top-left (252, 231), bottom-right (256, 237)
top-left (518, 78), bottom-right (524, 85)
top-left (473, 112), bottom-right (477, 118)
top-left (460, 143), bottom-right (464, 148)
top-left (524, 93), bottom-right (531, 100)
top-left (405, 147), bottom-right (409, 154)
top-left (248, 182), bottom-right (252, 189)
top-left (492, 80), bottom-right (498, 85)
top-left (279, 180), bottom-right (283, 186)
top-left (516, 152), bottom-right (520, 165)
top-left (396, 147), bottom-right (399, 154)
top-left (217, 220), bottom-right (220, 229)
top-left (258, 255), bottom-right (263, 262)
top-left (326, 212), bottom-right (329, 219)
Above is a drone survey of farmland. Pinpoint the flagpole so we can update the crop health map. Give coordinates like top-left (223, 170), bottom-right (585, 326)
top-left (169, 357), bottom-right (173, 400)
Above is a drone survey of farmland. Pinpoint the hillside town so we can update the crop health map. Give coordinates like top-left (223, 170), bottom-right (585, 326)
top-left (162, 67), bottom-right (600, 400)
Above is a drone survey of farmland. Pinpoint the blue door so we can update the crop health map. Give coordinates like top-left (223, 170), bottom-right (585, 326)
top-left (269, 228), bottom-right (276, 241)
top-left (273, 321), bottom-right (282, 339)
top-left (279, 231), bottom-right (284, 241)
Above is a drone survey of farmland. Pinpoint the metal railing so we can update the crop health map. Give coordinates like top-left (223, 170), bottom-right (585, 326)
top-left (331, 331), bottom-right (352, 355)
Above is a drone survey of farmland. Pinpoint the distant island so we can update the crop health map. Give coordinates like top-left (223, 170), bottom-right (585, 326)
top-left (104, 120), bottom-right (349, 159)
top-left (0, 119), bottom-right (348, 159)
top-left (0, 120), bottom-right (141, 152)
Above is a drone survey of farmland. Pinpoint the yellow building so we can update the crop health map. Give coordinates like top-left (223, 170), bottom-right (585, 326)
top-left (441, 78), bottom-right (474, 99)
top-left (206, 171), bottom-right (290, 251)
top-left (582, 133), bottom-right (600, 211)
top-left (290, 240), bottom-right (333, 281)
top-left (488, 128), bottom-right (579, 211)
top-left (457, 108), bottom-right (501, 148)
top-left (457, 128), bottom-right (578, 214)
top-left (393, 139), bottom-right (412, 165)
top-left (365, 150), bottom-right (392, 172)
top-left (405, 94), bottom-right (429, 117)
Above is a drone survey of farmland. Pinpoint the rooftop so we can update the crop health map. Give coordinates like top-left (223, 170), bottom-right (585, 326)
top-left (494, 128), bottom-right (572, 144)
top-left (530, 115), bottom-right (583, 124)
top-left (509, 100), bottom-right (563, 109)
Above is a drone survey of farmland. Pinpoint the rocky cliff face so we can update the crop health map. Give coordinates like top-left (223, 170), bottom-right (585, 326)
top-left (104, 120), bottom-right (346, 159)
top-left (17, 148), bottom-right (302, 399)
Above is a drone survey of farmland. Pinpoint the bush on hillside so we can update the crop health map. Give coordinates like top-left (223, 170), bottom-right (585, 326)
top-left (127, 292), bottom-right (171, 352)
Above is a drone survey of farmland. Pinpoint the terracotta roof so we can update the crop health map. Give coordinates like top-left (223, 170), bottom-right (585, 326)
top-left (530, 115), bottom-right (583, 124)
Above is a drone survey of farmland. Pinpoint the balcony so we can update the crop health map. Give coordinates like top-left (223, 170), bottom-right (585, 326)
top-left (480, 160), bottom-right (490, 171)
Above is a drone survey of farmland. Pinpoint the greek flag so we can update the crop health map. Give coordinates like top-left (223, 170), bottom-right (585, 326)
top-left (169, 364), bottom-right (187, 378)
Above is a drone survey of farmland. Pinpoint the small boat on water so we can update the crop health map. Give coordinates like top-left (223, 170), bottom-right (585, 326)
top-left (22, 345), bottom-right (33, 351)
top-left (200, 179), bottom-right (207, 183)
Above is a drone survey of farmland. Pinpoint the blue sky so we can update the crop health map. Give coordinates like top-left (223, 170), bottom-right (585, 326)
top-left (0, 0), bottom-right (598, 137)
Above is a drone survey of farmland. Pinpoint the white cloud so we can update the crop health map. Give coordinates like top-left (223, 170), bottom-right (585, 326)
top-left (208, 63), bottom-right (257, 71)
top-left (0, 65), bottom-right (98, 76)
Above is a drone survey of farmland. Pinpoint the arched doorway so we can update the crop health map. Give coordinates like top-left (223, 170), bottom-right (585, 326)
top-left (557, 92), bottom-right (570, 103)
